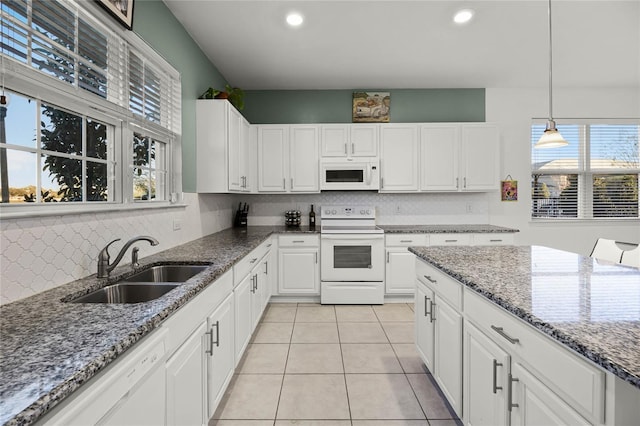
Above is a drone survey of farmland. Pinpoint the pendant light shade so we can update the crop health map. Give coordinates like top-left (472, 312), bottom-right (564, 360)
top-left (535, 0), bottom-right (568, 149)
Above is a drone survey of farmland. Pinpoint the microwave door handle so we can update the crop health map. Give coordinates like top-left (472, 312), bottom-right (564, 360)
top-left (366, 165), bottom-right (372, 185)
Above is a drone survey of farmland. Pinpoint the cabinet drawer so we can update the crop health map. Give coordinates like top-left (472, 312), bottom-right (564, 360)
top-left (386, 234), bottom-right (428, 247)
top-left (429, 234), bottom-right (472, 246)
top-left (234, 242), bottom-right (271, 286)
top-left (278, 234), bottom-right (319, 248)
top-left (473, 233), bottom-right (514, 245)
top-left (416, 259), bottom-right (462, 311)
top-left (464, 289), bottom-right (604, 422)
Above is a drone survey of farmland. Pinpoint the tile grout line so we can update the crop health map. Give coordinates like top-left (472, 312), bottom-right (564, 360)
top-left (335, 305), bottom-right (354, 424)
top-left (271, 302), bottom-right (297, 425)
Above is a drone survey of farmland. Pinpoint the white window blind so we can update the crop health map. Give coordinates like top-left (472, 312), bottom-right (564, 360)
top-left (531, 122), bottom-right (639, 220)
top-left (1, 0), bottom-right (181, 134)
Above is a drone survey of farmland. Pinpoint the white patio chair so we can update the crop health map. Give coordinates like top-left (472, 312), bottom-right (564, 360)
top-left (589, 238), bottom-right (624, 264)
top-left (620, 245), bottom-right (640, 268)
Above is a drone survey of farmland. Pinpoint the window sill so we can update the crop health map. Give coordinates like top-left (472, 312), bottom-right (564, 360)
top-left (0, 202), bottom-right (188, 220)
top-left (530, 218), bottom-right (640, 225)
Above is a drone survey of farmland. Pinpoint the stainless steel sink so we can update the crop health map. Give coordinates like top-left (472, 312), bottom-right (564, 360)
top-left (122, 264), bottom-right (209, 283)
top-left (71, 283), bottom-right (180, 304)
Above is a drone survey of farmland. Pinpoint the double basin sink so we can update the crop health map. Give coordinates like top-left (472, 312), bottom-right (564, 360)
top-left (71, 264), bottom-right (209, 304)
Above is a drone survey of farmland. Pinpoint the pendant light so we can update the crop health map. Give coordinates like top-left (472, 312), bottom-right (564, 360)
top-left (535, 0), bottom-right (568, 149)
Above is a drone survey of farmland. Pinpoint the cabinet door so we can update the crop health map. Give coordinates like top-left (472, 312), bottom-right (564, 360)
top-left (166, 322), bottom-right (206, 426)
top-left (207, 294), bottom-right (235, 419)
top-left (234, 273), bottom-right (253, 363)
top-left (351, 124), bottom-right (378, 157)
top-left (278, 248), bottom-right (320, 294)
top-left (511, 362), bottom-right (590, 426)
top-left (227, 108), bottom-right (242, 192)
top-left (239, 118), bottom-right (251, 192)
top-left (99, 364), bottom-right (166, 426)
top-left (460, 125), bottom-right (499, 191)
top-left (251, 272), bottom-right (263, 330)
top-left (385, 249), bottom-right (416, 294)
top-left (434, 297), bottom-right (463, 417)
top-left (415, 281), bottom-right (435, 372)
top-left (420, 125), bottom-right (459, 191)
top-left (261, 254), bottom-right (272, 311)
top-left (380, 125), bottom-right (419, 191)
top-left (321, 125), bottom-right (348, 157)
top-left (258, 126), bottom-right (288, 192)
top-left (290, 125), bottom-right (319, 192)
top-left (464, 321), bottom-right (510, 426)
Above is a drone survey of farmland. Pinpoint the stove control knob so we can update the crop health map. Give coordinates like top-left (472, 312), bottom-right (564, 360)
top-left (360, 209), bottom-right (365, 215)
top-left (331, 210), bottom-right (337, 215)
top-left (325, 209), bottom-right (331, 215)
top-left (366, 209), bottom-right (371, 215)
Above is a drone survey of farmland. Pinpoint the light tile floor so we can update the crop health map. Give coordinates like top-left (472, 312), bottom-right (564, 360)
top-left (211, 303), bottom-right (461, 426)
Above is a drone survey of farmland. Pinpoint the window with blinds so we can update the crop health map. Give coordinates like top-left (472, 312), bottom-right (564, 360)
top-left (531, 122), bottom-right (639, 220)
top-left (1, 0), bottom-right (181, 211)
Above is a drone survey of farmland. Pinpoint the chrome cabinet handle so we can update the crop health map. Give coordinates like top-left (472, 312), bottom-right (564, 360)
top-left (254, 274), bottom-right (258, 291)
top-left (264, 261), bottom-right (268, 275)
top-left (267, 243), bottom-right (272, 247)
top-left (400, 240), bottom-right (413, 243)
top-left (344, 143), bottom-right (347, 155)
top-left (456, 177), bottom-right (459, 189)
top-left (424, 296), bottom-right (429, 317)
top-left (508, 373), bottom-right (519, 411)
top-left (205, 329), bottom-right (214, 355)
top-left (250, 275), bottom-right (256, 293)
top-left (315, 252), bottom-right (318, 264)
top-left (445, 239), bottom-right (457, 243)
top-left (351, 143), bottom-right (354, 154)
top-left (283, 178), bottom-right (286, 189)
top-left (424, 275), bottom-right (437, 284)
top-left (250, 257), bottom-right (258, 264)
top-left (429, 300), bottom-right (436, 323)
top-left (464, 177), bottom-right (467, 188)
top-left (492, 359), bottom-right (503, 394)
top-left (387, 252), bottom-right (390, 263)
top-left (491, 325), bottom-right (520, 345)
top-left (290, 177), bottom-right (293, 188)
top-left (490, 239), bottom-right (502, 242)
top-left (381, 177), bottom-right (384, 189)
top-left (212, 321), bottom-right (220, 348)
top-left (293, 240), bottom-right (304, 243)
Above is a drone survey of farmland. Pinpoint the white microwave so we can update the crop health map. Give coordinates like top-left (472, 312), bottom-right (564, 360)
top-left (320, 159), bottom-right (380, 191)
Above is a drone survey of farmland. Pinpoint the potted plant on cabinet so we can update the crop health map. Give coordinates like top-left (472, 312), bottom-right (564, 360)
top-left (199, 84), bottom-right (245, 111)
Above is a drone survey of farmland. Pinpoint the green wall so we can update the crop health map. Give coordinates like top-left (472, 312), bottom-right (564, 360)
top-left (243, 89), bottom-right (485, 124)
top-left (132, 0), bottom-right (227, 193)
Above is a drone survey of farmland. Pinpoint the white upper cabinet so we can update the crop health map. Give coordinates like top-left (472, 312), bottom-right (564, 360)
top-left (420, 124), bottom-right (460, 191)
top-left (320, 124), bottom-right (378, 158)
top-left (380, 124), bottom-right (419, 192)
top-left (257, 125), bottom-right (319, 193)
top-left (421, 123), bottom-right (499, 192)
top-left (289, 125), bottom-right (320, 192)
top-left (257, 125), bottom-right (288, 192)
top-left (196, 99), bottom-right (252, 193)
top-left (460, 124), bottom-right (500, 191)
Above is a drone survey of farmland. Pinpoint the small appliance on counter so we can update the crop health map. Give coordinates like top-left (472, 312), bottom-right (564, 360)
top-left (234, 203), bottom-right (249, 227)
top-left (285, 210), bottom-right (302, 227)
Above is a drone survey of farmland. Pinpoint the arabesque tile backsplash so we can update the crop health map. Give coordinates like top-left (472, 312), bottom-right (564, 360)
top-left (1, 192), bottom-right (488, 305)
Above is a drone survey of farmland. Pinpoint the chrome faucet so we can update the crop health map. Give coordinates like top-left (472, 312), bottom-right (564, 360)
top-left (97, 236), bottom-right (159, 278)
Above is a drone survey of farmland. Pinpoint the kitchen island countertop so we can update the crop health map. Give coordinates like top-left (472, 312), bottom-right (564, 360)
top-left (409, 245), bottom-right (640, 389)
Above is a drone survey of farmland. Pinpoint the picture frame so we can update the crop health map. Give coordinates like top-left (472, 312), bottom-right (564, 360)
top-left (96, 0), bottom-right (134, 30)
top-left (501, 177), bottom-right (518, 202)
top-left (352, 92), bottom-right (390, 123)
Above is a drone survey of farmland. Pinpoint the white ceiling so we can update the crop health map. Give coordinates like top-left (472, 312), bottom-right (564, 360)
top-left (163, 0), bottom-right (640, 90)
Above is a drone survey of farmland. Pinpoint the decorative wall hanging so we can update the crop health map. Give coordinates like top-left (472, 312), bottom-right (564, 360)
top-left (501, 175), bottom-right (518, 201)
top-left (97, 0), bottom-right (134, 30)
top-left (352, 92), bottom-right (390, 123)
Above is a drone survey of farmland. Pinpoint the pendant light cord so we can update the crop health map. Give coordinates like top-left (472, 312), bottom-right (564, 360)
top-left (548, 0), bottom-right (553, 121)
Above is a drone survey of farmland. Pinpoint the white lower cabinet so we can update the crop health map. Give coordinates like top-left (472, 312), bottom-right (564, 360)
top-left (166, 322), bottom-right (207, 426)
top-left (206, 294), bottom-right (235, 418)
top-left (278, 235), bottom-right (320, 295)
top-left (234, 272), bottom-right (253, 363)
top-left (510, 361), bottom-right (591, 426)
top-left (415, 267), bottom-right (463, 416)
top-left (463, 321), bottom-right (510, 426)
top-left (385, 234), bottom-right (427, 295)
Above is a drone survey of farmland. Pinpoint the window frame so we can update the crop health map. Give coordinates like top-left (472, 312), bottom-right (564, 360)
top-left (0, 0), bottom-right (182, 218)
top-left (530, 119), bottom-right (640, 222)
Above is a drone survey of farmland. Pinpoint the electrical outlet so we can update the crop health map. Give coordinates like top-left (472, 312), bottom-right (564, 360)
top-left (173, 219), bottom-right (182, 231)
top-left (466, 203), bottom-right (473, 213)
top-left (395, 205), bottom-right (402, 214)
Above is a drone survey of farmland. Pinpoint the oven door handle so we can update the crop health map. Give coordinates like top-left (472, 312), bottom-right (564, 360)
top-left (321, 235), bottom-right (384, 240)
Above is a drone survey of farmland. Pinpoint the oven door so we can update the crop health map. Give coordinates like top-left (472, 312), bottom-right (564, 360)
top-left (320, 234), bottom-right (385, 281)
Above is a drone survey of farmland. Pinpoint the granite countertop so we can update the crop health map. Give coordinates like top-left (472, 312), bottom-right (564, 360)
top-left (409, 245), bottom-right (640, 389)
top-left (0, 226), bottom-right (317, 426)
top-left (380, 224), bottom-right (519, 233)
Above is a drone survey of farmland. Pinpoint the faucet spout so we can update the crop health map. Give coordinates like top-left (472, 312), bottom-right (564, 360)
top-left (97, 236), bottom-right (159, 278)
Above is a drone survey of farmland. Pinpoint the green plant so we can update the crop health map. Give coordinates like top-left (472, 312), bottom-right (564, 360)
top-left (199, 84), bottom-right (245, 110)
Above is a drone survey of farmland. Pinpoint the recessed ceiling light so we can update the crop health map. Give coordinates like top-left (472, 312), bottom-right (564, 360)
top-left (453, 9), bottom-right (474, 24)
top-left (286, 13), bottom-right (304, 27)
